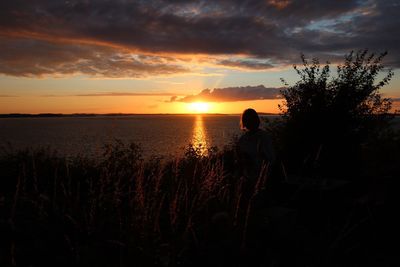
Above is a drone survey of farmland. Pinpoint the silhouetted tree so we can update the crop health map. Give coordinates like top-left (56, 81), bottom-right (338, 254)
top-left (276, 50), bottom-right (394, 178)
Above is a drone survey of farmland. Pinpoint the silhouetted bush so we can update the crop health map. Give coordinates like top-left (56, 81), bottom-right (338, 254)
top-left (272, 50), bottom-right (395, 178)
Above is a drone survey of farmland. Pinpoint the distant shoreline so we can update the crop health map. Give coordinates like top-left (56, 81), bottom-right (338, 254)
top-left (0, 112), bottom-right (280, 118)
top-left (1, 112), bottom-right (399, 118)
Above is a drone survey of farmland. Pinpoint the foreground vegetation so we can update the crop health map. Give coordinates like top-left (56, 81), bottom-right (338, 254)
top-left (0, 133), bottom-right (399, 266)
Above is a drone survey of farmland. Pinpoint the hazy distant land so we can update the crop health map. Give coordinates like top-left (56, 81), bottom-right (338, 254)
top-left (0, 112), bottom-right (279, 118)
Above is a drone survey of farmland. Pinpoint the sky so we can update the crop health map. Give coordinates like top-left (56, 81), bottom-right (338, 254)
top-left (0, 0), bottom-right (399, 114)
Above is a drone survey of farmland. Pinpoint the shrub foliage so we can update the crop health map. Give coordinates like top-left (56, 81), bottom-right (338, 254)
top-left (276, 50), bottom-right (394, 177)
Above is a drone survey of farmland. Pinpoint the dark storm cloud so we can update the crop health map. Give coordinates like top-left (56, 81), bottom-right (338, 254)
top-left (168, 85), bottom-right (282, 102)
top-left (0, 0), bottom-right (362, 55)
top-left (0, 0), bottom-right (399, 77)
top-left (282, 1), bottom-right (400, 67)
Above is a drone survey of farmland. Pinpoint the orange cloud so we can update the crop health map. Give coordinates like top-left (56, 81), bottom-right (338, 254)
top-left (267, 0), bottom-right (291, 10)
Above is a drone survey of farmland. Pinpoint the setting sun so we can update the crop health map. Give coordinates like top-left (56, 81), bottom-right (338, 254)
top-left (187, 102), bottom-right (210, 113)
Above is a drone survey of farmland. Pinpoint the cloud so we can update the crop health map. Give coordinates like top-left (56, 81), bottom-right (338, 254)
top-left (155, 81), bottom-right (185, 85)
top-left (267, 0), bottom-right (292, 10)
top-left (0, 0), bottom-right (362, 57)
top-left (0, 0), bottom-right (399, 78)
top-left (168, 85), bottom-right (283, 102)
top-left (41, 92), bottom-right (178, 97)
top-left (217, 59), bottom-right (274, 70)
top-left (0, 36), bottom-right (189, 78)
top-left (74, 92), bottom-right (178, 97)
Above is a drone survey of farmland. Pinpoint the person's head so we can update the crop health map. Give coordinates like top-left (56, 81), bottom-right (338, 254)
top-left (240, 108), bottom-right (260, 131)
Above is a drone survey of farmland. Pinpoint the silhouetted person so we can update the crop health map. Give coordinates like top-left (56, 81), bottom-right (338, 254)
top-left (235, 109), bottom-right (275, 251)
top-left (237, 108), bottom-right (275, 182)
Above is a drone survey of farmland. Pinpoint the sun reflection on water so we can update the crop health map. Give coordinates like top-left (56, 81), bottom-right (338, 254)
top-left (191, 115), bottom-right (208, 156)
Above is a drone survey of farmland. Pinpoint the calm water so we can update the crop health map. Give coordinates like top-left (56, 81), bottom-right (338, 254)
top-left (0, 115), bottom-right (249, 158)
top-left (1, 115), bottom-right (399, 158)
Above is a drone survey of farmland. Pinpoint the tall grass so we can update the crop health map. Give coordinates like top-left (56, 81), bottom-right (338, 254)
top-left (0, 141), bottom-right (266, 266)
top-left (0, 138), bottom-right (397, 266)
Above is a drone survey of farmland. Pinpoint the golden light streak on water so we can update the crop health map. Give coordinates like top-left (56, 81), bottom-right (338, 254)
top-left (191, 115), bottom-right (208, 156)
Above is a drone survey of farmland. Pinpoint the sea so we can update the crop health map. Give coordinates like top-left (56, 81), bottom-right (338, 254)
top-left (0, 115), bottom-right (247, 158)
top-left (1, 114), bottom-right (399, 158)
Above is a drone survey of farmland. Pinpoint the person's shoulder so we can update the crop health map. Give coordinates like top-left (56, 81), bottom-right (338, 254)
top-left (238, 131), bottom-right (249, 142)
top-left (255, 129), bottom-right (273, 141)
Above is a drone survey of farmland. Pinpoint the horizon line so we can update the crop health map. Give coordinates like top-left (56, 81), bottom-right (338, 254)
top-left (0, 112), bottom-right (281, 117)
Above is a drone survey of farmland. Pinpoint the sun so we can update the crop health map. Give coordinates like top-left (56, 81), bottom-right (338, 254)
top-left (187, 102), bottom-right (210, 113)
